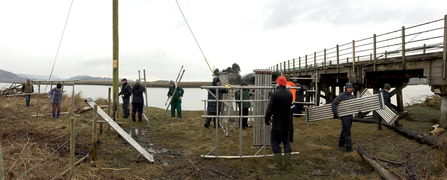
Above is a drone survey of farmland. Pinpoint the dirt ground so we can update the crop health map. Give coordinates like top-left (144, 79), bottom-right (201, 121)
top-left (1, 93), bottom-right (447, 179)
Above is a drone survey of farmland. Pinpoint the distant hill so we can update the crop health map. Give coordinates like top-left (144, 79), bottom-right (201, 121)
top-left (67, 75), bottom-right (112, 81)
top-left (0, 69), bottom-right (26, 82)
top-left (17, 73), bottom-right (63, 81)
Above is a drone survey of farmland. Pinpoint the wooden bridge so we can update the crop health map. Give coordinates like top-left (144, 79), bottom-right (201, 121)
top-left (268, 15), bottom-right (447, 126)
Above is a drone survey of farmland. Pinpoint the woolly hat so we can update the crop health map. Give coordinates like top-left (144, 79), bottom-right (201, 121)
top-left (345, 83), bottom-right (353, 89)
top-left (27, 79), bottom-right (30, 83)
top-left (240, 81), bottom-right (247, 86)
top-left (136, 79), bottom-right (140, 84)
top-left (276, 76), bottom-right (287, 87)
top-left (56, 83), bottom-right (62, 88)
top-left (384, 83), bottom-right (391, 90)
top-left (121, 78), bottom-right (127, 82)
top-left (170, 80), bottom-right (175, 84)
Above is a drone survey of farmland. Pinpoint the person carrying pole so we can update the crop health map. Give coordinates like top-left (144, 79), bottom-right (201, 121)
top-left (265, 76), bottom-right (294, 172)
top-left (332, 82), bottom-right (355, 152)
top-left (167, 80), bottom-right (184, 118)
top-left (131, 79), bottom-right (145, 122)
top-left (21, 79), bottom-right (34, 107)
top-left (379, 83), bottom-right (403, 128)
top-left (118, 78), bottom-right (132, 118)
top-left (204, 77), bottom-right (229, 130)
top-left (235, 81), bottom-right (250, 129)
top-left (48, 83), bottom-right (63, 118)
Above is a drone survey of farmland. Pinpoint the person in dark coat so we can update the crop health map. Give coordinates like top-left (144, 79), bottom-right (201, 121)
top-left (204, 77), bottom-right (229, 130)
top-left (378, 83), bottom-right (402, 127)
top-left (48, 83), bottom-right (63, 118)
top-left (118, 78), bottom-right (132, 118)
top-left (332, 82), bottom-right (356, 152)
top-left (167, 80), bottom-right (184, 118)
top-left (131, 79), bottom-right (145, 122)
top-left (265, 76), bottom-right (294, 172)
top-left (235, 81), bottom-right (250, 129)
top-left (21, 79), bottom-right (34, 107)
top-left (295, 83), bottom-right (308, 117)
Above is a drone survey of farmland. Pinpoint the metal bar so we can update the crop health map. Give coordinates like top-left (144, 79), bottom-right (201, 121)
top-left (444, 15), bottom-right (447, 79)
top-left (143, 69), bottom-right (150, 127)
top-left (201, 152), bottom-right (299, 159)
top-left (85, 98), bottom-right (154, 163)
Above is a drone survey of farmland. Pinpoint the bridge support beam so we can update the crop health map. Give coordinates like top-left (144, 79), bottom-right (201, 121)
top-left (442, 96), bottom-right (447, 129)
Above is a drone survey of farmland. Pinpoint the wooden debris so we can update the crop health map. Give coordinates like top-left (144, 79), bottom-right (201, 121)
top-left (74, 105), bottom-right (108, 114)
top-left (355, 145), bottom-right (397, 180)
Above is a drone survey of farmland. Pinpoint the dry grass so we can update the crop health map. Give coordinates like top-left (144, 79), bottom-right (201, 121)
top-left (1, 93), bottom-right (447, 179)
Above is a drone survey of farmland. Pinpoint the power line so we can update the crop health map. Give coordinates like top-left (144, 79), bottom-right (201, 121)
top-left (174, 0), bottom-right (215, 77)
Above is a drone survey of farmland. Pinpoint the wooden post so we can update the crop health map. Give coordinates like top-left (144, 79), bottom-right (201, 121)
top-left (71, 81), bottom-right (75, 115)
top-left (0, 140), bottom-right (3, 180)
top-left (293, 58), bottom-right (296, 79)
top-left (112, 0), bottom-right (120, 120)
top-left (314, 52), bottom-right (316, 73)
top-left (324, 49), bottom-right (326, 74)
top-left (373, 34), bottom-right (377, 71)
top-left (423, 44), bottom-right (426, 54)
top-left (298, 57), bottom-right (301, 76)
top-left (287, 60), bottom-right (290, 74)
top-left (108, 87), bottom-right (111, 116)
top-left (352, 40), bottom-right (355, 70)
top-left (70, 117), bottom-right (75, 179)
top-left (337, 45), bottom-right (340, 73)
top-left (49, 82), bottom-right (53, 113)
top-left (305, 55), bottom-right (308, 74)
top-left (443, 14), bottom-right (447, 79)
top-left (283, 61), bottom-right (286, 74)
top-left (92, 105), bottom-right (98, 161)
top-left (385, 50), bottom-right (387, 59)
top-left (37, 82), bottom-right (40, 117)
top-left (356, 145), bottom-right (398, 180)
top-left (280, 63), bottom-right (282, 74)
top-left (276, 64), bottom-right (279, 77)
top-left (402, 26), bottom-right (406, 70)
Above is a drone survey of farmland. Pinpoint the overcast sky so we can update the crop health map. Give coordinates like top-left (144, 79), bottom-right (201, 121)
top-left (0, 0), bottom-right (446, 82)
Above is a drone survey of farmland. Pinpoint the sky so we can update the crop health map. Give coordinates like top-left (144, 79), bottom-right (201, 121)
top-left (0, 0), bottom-right (446, 82)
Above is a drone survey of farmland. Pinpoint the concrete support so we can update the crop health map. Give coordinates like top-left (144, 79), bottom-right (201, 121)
top-left (441, 95), bottom-right (447, 128)
top-left (396, 86), bottom-right (404, 112)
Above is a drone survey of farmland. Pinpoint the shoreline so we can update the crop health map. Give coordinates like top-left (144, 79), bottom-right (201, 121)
top-left (1, 81), bottom-right (212, 88)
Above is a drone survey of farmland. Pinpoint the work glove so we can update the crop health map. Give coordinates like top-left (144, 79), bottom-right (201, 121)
top-left (265, 117), bottom-right (271, 125)
top-left (333, 113), bottom-right (339, 119)
top-left (121, 94), bottom-right (124, 98)
top-left (225, 84), bottom-right (232, 89)
top-left (170, 96), bottom-right (172, 98)
top-left (179, 96), bottom-right (182, 99)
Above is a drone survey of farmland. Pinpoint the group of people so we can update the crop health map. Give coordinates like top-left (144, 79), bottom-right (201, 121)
top-left (118, 78), bottom-right (147, 122)
top-left (22, 79), bottom-right (63, 119)
top-left (119, 78), bottom-right (184, 122)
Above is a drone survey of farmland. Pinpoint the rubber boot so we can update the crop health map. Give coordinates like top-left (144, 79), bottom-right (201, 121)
top-left (285, 152), bottom-right (294, 172)
top-left (57, 111), bottom-right (60, 118)
top-left (267, 153), bottom-right (282, 170)
top-left (52, 111), bottom-right (55, 118)
top-left (138, 112), bottom-right (142, 122)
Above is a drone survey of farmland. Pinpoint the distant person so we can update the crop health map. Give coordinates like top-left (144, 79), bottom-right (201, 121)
top-left (265, 76), bottom-right (294, 172)
top-left (379, 83), bottom-right (403, 127)
top-left (21, 79), bottom-right (34, 107)
top-left (332, 82), bottom-right (355, 152)
top-left (235, 81), bottom-right (250, 129)
top-left (204, 77), bottom-right (229, 130)
top-left (284, 74), bottom-right (296, 143)
top-left (131, 79), bottom-right (145, 122)
top-left (167, 80), bottom-right (184, 118)
top-left (118, 78), bottom-right (131, 118)
top-left (48, 83), bottom-right (63, 118)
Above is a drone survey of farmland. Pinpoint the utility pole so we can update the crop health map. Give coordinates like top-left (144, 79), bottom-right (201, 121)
top-left (112, 0), bottom-right (119, 119)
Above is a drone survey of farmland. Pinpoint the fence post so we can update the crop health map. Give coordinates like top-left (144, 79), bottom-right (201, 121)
top-left (337, 45), bottom-right (340, 73)
top-left (293, 58), bottom-right (296, 78)
top-left (352, 40), bottom-right (355, 70)
top-left (423, 44), bottom-right (426, 54)
top-left (402, 26), bottom-right (406, 70)
top-left (70, 117), bottom-right (75, 179)
top-left (288, 60), bottom-right (290, 74)
top-left (314, 52), bottom-right (317, 73)
top-left (92, 105), bottom-right (98, 161)
top-left (324, 49), bottom-right (327, 74)
top-left (305, 55), bottom-right (308, 74)
top-left (71, 81), bottom-right (75, 116)
top-left (283, 61), bottom-right (286, 74)
top-left (385, 51), bottom-right (387, 59)
top-left (373, 34), bottom-right (377, 71)
top-left (443, 14), bottom-right (447, 79)
top-left (299, 57), bottom-right (301, 76)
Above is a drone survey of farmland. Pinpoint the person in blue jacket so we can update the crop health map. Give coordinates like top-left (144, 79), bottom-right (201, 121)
top-left (48, 83), bottom-right (63, 118)
top-left (203, 77), bottom-right (229, 129)
top-left (332, 82), bottom-right (355, 152)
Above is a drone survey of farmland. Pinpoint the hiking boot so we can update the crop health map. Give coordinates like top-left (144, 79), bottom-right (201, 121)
top-left (204, 124), bottom-right (209, 130)
top-left (267, 153), bottom-right (282, 170)
top-left (285, 152), bottom-right (294, 172)
top-left (346, 149), bottom-right (354, 152)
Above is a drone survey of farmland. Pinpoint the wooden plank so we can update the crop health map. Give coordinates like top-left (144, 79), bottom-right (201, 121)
top-left (85, 98), bottom-right (154, 163)
top-left (356, 145), bottom-right (397, 180)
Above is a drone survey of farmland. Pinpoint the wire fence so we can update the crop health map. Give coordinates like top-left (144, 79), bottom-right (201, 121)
top-left (271, 16), bottom-right (446, 74)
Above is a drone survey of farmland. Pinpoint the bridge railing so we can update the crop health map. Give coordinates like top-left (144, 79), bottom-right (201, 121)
top-left (271, 15), bottom-right (446, 76)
